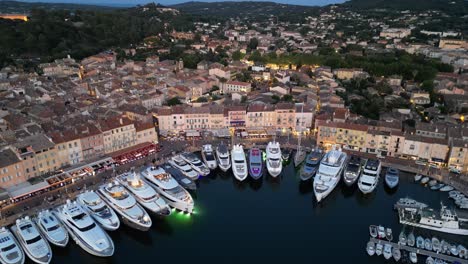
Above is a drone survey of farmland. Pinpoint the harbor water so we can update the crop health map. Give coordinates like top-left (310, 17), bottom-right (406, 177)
top-left (50, 159), bottom-right (464, 264)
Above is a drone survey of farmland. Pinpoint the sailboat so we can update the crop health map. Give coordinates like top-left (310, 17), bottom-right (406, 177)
top-left (294, 104), bottom-right (306, 167)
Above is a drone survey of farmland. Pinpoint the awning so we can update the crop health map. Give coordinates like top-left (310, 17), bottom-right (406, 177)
top-left (9, 181), bottom-right (50, 199)
top-left (241, 131), bottom-right (249, 137)
top-left (186, 131), bottom-right (201, 137)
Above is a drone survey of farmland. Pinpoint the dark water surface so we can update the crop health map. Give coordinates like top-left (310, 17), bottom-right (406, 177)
top-left (50, 161), bottom-right (462, 264)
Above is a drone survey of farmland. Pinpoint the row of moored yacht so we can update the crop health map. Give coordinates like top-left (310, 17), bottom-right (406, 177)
top-left (0, 165), bottom-right (197, 264)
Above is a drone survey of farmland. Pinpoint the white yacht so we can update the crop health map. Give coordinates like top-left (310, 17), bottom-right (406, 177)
top-left (231, 144), bottom-right (248, 181)
top-left (168, 155), bottom-right (199, 180)
top-left (117, 172), bottom-right (171, 216)
top-left (358, 159), bottom-right (382, 194)
top-left (11, 217), bottom-right (52, 264)
top-left (0, 227), bottom-right (24, 264)
top-left (97, 182), bottom-right (152, 231)
top-left (216, 142), bottom-right (231, 172)
top-left (55, 200), bottom-right (114, 257)
top-left (313, 146), bottom-right (347, 203)
top-left (266, 141), bottom-right (282, 177)
top-left (35, 210), bottom-right (68, 247)
top-left (181, 152), bottom-right (210, 176)
top-left (141, 166), bottom-right (194, 213)
top-left (77, 191), bottom-right (120, 231)
top-left (201, 144), bottom-right (217, 170)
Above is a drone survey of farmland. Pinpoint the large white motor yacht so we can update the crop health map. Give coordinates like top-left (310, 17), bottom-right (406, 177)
top-left (358, 159), bottom-right (382, 194)
top-left (35, 210), bottom-right (68, 247)
top-left (0, 227), bottom-right (24, 264)
top-left (11, 217), bottom-right (52, 264)
top-left (168, 155), bottom-right (199, 180)
top-left (141, 166), bottom-right (194, 214)
top-left (266, 141), bottom-right (282, 177)
top-left (97, 182), bottom-right (152, 231)
top-left (77, 191), bottom-right (120, 231)
top-left (117, 172), bottom-right (171, 216)
top-left (313, 146), bottom-right (347, 202)
top-left (201, 144), bottom-right (217, 170)
top-left (216, 142), bottom-right (231, 172)
top-left (231, 144), bottom-right (248, 181)
top-left (181, 152), bottom-right (210, 176)
top-left (55, 200), bottom-right (114, 257)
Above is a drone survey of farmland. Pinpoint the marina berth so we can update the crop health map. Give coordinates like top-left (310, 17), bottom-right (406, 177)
top-left (77, 191), bottom-right (120, 231)
top-left (231, 144), bottom-right (248, 181)
top-left (0, 227), bottom-right (24, 264)
top-left (97, 182), bottom-right (152, 231)
top-left (168, 155), bottom-right (199, 180)
top-left (141, 166), bottom-right (194, 214)
top-left (300, 149), bottom-right (322, 181)
top-left (181, 152), bottom-right (210, 177)
top-left (248, 148), bottom-right (263, 180)
top-left (117, 172), bottom-right (171, 216)
top-left (357, 159), bottom-right (381, 194)
top-left (313, 145), bottom-right (347, 202)
top-left (216, 142), bottom-right (231, 172)
top-left (160, 163), bottom-right (197, 191)
top-left (343, 155), bottom-right (362, 186)
top-left (11, 217), bottom-right (52, 264)
top-left (55, 200), bottom-right (114, 257)
top-left (35, 210), bottom-right (68, 247)
top-left (201, 144), bottom-right (217, 170)
top-left (266, 141), bottom-right (282, 177)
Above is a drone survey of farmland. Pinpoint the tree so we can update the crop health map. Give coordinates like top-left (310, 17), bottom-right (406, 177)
top-left (271, 95), bottom-right (280, 104)
top-left (299, 26), bottom-right (310, 36)
top-left (241, 95), bottom-right (247, 103)
top-left (232, 50), bottom-right (244, 61)
top-left (281, 94), bottom-right (293, 102)
top-left (195, 97), bottom-right (208, 103)
top-left (167, 97), bottom-right (182, 106)
top-left (248, 38), bottom-right (258, 50)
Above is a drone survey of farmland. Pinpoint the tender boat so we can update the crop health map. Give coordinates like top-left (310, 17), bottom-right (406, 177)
top-left (266, 141), bottom-right (282, 177)
top-left (281, 148), bottom-right (291, 162)
top-left (0, 227), bottom-right (24, 264)
top-left (35, 210), bottom-right (68, 247)
top-left (392, 247), bottom-right (401, 262)
top-left (424, 238), bottom-right (432, 251)
top-left (428, 179), bottom-right (438, 187)
top-left (216, 142), bottom-right (231, 172)
top-left (441, 240), bottom-right (449, 254)
top-left (414, 174), bottom-right (422, 182)
top-left (248, 148), bottom-right (263, 180)
top-left (440, 185), bottom-right (454, 192)
top-left (431, 183), bottom-right (445, 190)
top-left (426, 257), bottom-right (434, 264)
top-left (366, 241), bottom-right (375, 256)
top-left (168, 155), bottom-right (199, 180)
top-left (117, 172), bottom-right (171, 216)
top-left (377, 226), bottom-right (386, 239)
top-left (386, 228), bottom-right (393, 241)
top-left (231, 144), bottom-right (248, 181)
top-left (97, 182), bottom-right (152, 231)
top-left (383, 243), bottom-right (392, 260)
top-left (457, 245), bottom-right (467, 258)
top-left (407, 232), bottom-right (415, 247)
top-left (376, 243), bottom-right (383, 256)
top-left (55, 200), bottom-right (114, 257)
top-left (450, 244), bottom-right (459, 255)
top-left (300, 149), bottom-right (322, 181)
top-left (369, 225), bottom-right (377, 238)
top-left (416, 236), bottom-right (425, 248)
top-left (421, 177), bottom-right (430, 184)
top-left (432, 237), bottom-right (441, 252)
top-left (181, 152), bottom-right (210, 177)
top-left (398, 230), bottom-right (406, 246)
top-left (313, 146), bottom-right (347, 202)
top-left (160, 163), bottom-right (197, 191)
top-left (77, 191), bottom-right (120, 231)
top-left (394, 197), bottom-right (428, 211)
top-left (410, 252), bottom-right (418, 263)
top-left (384, 167), bottom-right (399, 189)
top-left (11, 217), bottom-right (52, 264)
top-left (142, 166), bottom-right (194, 213)
top-left (343, 155), bottom-right (362, 186)
top-left (201, 144), bottom-right (217, 170)
top-left (358, 159), bottom-right (381, 194)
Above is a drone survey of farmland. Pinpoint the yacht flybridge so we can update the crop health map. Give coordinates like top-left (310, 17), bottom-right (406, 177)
top-left (313, 146), bottom-right (347, 202)
top-left (181, 152), bottom-right (210, 176)
top-left (358, 159), bottom-right (382, 194)
top-left (35, 210), bottom-right (68, 247)
top-left (77, 191), bottom-right (120, 231)
top-left (201, 144), bottom-right (217, 170)
top-left (97, 182), bottom-right (152, 231)
top-left (142, 166), bottom-right (194, 214)
top-left (266, 141), bottom-right (282, 177)
top-left (231, 144), bottom-right (248, 181)
top-left (0, 227), bottom-right (24, 264)
top-left (216, 142), bottom-right (231, 172)
top-left (11, 217), bottom-right (52, 264)
top-left (168, 155), bottom-right (199, 180)
top-left (117, 172), bottom-right (171, 216)
top-left (55, 200), bottom-right (114, 257)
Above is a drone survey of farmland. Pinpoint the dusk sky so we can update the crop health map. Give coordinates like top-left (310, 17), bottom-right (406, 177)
top-left (14, 0), bottom-right (347, 7)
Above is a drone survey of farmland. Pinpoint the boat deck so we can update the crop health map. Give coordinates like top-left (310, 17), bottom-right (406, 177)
top-left (369, 237), bottom-right (468, 264)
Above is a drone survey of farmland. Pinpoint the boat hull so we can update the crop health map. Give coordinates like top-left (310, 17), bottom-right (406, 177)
top-left (399, 220), bottom-right (468, 236)
top-left (343, 174), bottom-right (359, 186)
top-left (385, 176), bottom-right (399, 189)
top-left (120, 216), bottom-right (151, 232)
top-left (11, 226), bottom-right (52, 264)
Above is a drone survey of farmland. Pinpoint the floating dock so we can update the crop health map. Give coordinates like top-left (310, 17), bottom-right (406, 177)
top-left (369, 237), bottom-right (468, 264)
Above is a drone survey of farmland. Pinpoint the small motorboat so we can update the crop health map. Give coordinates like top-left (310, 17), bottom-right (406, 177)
top-left (377, 226), bottom-right (386, 239)
top-left (416, 236), bottom-right (425, 249)
top-left (410, 252), bottom-right (418, 263)
top-left (383, 244), bottom-right (392, 260)
top-left (366, 241), bottom-right (375, 256)
top-left (376, 243), bottom-right (383, 256)
top-left (431, 183), bottom-right (445, 190)
top-left (425, 238), bottom-right (432, 251)
top-left (281, 148), bottom-right (291, 162)
top-left (457, 245), bottom-right (467, 258)
top-left (440, 185), bottom-right (454, 192)
top-left (407, 232), bottom-right (415, 247)
top-left (433, 259), bottom-right (448, 264)
top-left (414, 174), bottom-right (423, 182)
top-left (450, 244), bottom-right (459, 256)
top-left (35, 209), bottom-right (69, 247)
top-left (449, 190), bottom-right (461, 198)
top-left (392, 247), bottom-right (401, 262)
top-left (432, 237), bottom-right (441, 252)
top-left (441, 240), bottom-right (449, 254)
top-left (426, 256), bottom-right (434, 264)
top-left (421, 177), bottom-right (430, 184)
top-left (398, 230), bottom-right (406, 245)
top-left (369, 225), bottom-right (378, 238)
top-left (428, 179), bottom-right (438, 187)
top-left (386, 228), bottom-right (393, 241)
top-left (385, 167), bottom-right (399, 189)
